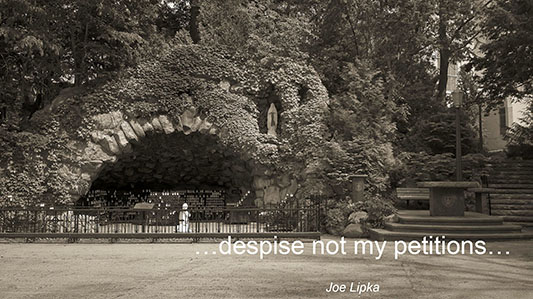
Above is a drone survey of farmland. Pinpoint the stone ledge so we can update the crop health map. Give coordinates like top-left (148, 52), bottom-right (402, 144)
top-left (417, 181), bottom-right (480, 188)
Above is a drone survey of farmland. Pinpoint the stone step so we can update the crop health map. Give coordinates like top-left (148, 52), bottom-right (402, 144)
top-left (488, 174), bottom-right (533, 181)
top-left (502, 215), bottom-right (533, 223)
top-left (385, 223), bottom-right (522, 234)
top-left (369, 229), bottom-right (533, 241)
top-left (487, 178), bottom-right (533, 184)
top-left (491, 199), bottom-right (533, 205)
top-left (491, 169), bottom-right (533, 174)
top-left (487, 190), bottom-right (533, 195)
top-left (486, 160), bottom-right (533, 165)
top-left (507, 222), bottom-right (533, 228)
top-left (487, 164), bottom-right (533, 171)
top-left (490, 170), bottom-right (533, 176)
top-left (490, 193), bottom-right (533, 199)
top-left (491, 203), bottom-right (533, 210)
top-left (491, 210), bottom-right (533, 216)
top-left (398, 214), bottom-right (503, 226)
top-left (488, 183), bottom-right (533, 189)
top-left (488, 161), bottom-right (533, 166)
top-left (491, 165), bottom-right (533, 169)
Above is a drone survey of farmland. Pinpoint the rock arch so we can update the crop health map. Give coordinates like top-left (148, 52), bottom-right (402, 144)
top-left (83, 108), bottom-right (256, 199)
top-left (1, 44), bottom-right (331, 206)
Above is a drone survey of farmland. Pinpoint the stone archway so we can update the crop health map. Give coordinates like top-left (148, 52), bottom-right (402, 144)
top-left (1, 44), bottom-right (330, 206)
top-left (79, 107), bottom-right (300, 207)
top-left (83, 109), bottom-right (255, 205)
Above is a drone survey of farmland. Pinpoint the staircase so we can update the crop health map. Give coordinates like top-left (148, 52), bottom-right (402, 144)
top-left (369, 210), bottom-right (533, 241)
top-left (486, 159), bottom-right (533, 226)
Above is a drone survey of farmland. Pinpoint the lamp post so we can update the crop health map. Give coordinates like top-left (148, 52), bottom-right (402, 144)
top-left (452, 90), bottom-right (464, 181)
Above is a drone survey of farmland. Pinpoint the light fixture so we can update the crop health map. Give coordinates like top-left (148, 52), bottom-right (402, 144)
top-left (452, 90), bottom-right (463, 108)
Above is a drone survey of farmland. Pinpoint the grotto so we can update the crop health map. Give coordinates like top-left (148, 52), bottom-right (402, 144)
top-left (0, 44), bottom-right (331, 208)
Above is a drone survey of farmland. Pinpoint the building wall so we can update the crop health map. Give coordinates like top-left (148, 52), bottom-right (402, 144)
top-left (443, 59), bottom-right (527, 152)
top-left (483, 103), bottom-right (508, 151)
top-left (482, 99), bottom-right (527, 151)
top-left (511, 101), bottom-right (528, 125)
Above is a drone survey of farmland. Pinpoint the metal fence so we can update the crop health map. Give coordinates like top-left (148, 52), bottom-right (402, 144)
top-left (0, 205), bottom-right (322, 240)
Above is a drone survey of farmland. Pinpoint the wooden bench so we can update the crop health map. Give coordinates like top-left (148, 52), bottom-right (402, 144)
top-left (396, 188), bottom-right (430, 206)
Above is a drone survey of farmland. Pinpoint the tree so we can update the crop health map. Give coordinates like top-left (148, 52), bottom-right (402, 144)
top-left (505, 102), bottom-right (533, 159)
top-left (325, 61), bottom-right (401, 193)
top-left (472, 0), bottom-right (533, 106)
top-left (0, 0), bottom-right (63, 122)
top-left (406, 110), bottom-right (479, 155)
top-left (0, 0), bottom-right (189, 125)
top-left (52, 0), bottom-right (174, 86)
top-left (433, 0), bottom-right (491, 102)
top-left (458, 68), bottom-right (488, 152)
top-left (189, 0), bottom-right (201, 43)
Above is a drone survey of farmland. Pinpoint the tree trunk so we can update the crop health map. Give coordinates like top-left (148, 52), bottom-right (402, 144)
top-left (478, 102), bottom-right (484, 152)
top-left (436, 2), bottom-right (449, 102)
top-left (437, 47), bottom-right (450, 101)
top-left (190, 0), bottom-right (201, 44)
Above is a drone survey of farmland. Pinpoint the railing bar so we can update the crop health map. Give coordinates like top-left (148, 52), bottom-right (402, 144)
top-left (0, 203), bottom-right (324, 236)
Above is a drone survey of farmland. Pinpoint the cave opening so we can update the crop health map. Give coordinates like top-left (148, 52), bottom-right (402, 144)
top-left (78, 131), bottom-right (255, 208)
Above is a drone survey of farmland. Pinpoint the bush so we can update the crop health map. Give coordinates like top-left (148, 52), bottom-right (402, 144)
top-left (325, 207), bottom-right (349, 235)
top-left (347, 197), bottom-right (396, 229)
top-left (325, 195), bottom-right (396, 235)
top-left (391, 152), bottom-right (492, 188)
top-left (505, 105), bottom-right (533, 160)
top-left (402, 110), bottom-right (480, 156)
top-left (506, 144), bottom-right (533, 160)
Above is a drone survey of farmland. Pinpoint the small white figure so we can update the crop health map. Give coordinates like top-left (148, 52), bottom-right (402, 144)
top-left (178, 203), bottom-right (191, 233)
top-left (267, 103), bottom-right (278, 137)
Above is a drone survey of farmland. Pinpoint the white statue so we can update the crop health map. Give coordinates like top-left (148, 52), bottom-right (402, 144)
top-left (178, 203), bottom-right (191, 232)
top-left (267, 103), bottom-right (278, 137)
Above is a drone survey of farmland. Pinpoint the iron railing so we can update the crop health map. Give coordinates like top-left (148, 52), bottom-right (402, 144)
top-left (0, 206), bottom-right (321, 238)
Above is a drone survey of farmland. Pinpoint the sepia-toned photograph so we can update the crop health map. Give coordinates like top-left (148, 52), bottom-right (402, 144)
top-left (0, 0), bottom-right (532, 298)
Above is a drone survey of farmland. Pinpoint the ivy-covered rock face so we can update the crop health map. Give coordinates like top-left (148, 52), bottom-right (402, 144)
top-left (0, 44), bottom-right (330, 206)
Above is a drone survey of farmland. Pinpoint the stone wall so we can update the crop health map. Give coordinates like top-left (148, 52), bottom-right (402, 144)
top-left (0, 44), bottom-right (330, 206)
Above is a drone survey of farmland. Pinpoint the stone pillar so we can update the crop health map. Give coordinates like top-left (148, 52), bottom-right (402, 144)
top-left (417, 181), bottom-right (480, 217)
top-left (475, 192), bottom-right (490, 215)
top-left (351, 175), bottom-right (367, 202)
top-left (429, 187), bottom-right (465, 216)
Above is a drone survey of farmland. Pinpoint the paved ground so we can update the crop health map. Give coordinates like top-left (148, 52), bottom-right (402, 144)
top-left (0, 236), bottom-right (532, 299)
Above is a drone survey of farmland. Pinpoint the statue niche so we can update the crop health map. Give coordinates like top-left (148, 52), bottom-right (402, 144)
top-left (267, 103), bottom-right (278, 137)
top-left (256, 84), bottom-right (282, 136)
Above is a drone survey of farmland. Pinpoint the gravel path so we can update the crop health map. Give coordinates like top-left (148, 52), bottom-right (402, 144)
top-left (0, 236), bottom-right (532, 298)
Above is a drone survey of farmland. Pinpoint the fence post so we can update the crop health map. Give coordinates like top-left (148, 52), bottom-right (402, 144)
top-left (316, 198), bottom-right (321, 232)
top-left (75, 211), bottom-right (79, 233)
top-left (142, 211), bottom-right (146, 233)
top-left (257, 209), bottom-right (260, 233)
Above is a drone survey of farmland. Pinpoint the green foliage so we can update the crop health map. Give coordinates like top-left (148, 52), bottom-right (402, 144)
top-left (325, 207), bottom-right (349, 235)
top-left (200, 0), bottom-right (252, 49)
top-left (309, 0), bottom-right (486, 197)
top-left (505, 103), bottom-right (533, 159)
top-left (391, 152), bottom-right (492, 187)
top-left (1, 42), bottom-right (332, 207)
top-left (349, 197), bottom-right (396, 229)
top-left (404, 109), bottom-right (479, 155)
top-left (0, 129), bottom-right (76, 206)
top-left (0, 0), bottom-right (189, 125)
top-left (199, 0), bottom-right (314, 62)
top-left (325, 196), bottom-right (396, 234)
top-left (473, 0), bottom-right (533, 104)
top-left (323, 60), bottom-right (401, 197)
